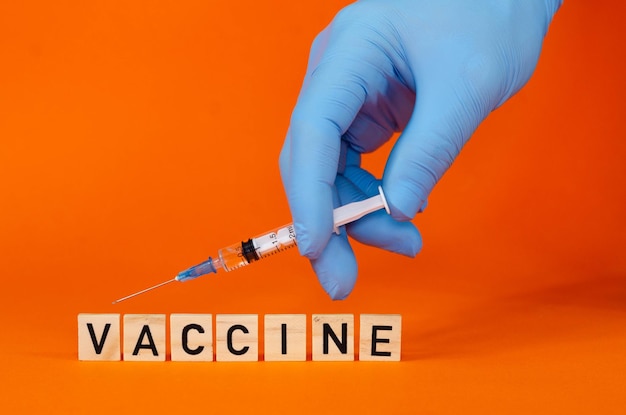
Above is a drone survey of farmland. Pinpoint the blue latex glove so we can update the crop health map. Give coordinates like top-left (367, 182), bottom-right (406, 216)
top-left (280, 0), bottom-right (562, 299)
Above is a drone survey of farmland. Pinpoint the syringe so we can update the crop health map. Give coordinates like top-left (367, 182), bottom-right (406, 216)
top-left (112, 186), bottom-right (390, 304)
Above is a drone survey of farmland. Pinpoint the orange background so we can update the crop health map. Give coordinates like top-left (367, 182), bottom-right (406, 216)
top-left (1, 1), bottom-right (625, 413)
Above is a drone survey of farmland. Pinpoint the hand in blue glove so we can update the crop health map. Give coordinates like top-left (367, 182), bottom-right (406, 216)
top-left (280, 0), bottom-right (562, 299)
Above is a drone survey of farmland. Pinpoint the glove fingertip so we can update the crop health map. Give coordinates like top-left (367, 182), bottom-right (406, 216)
top-left (400, 226), bottom-right (422, 257)
top-left (310, 233), bottom-right (357, 300)
top-left (322, 278), bottom-right (355, 301)
top-left (383, 221), bottom-right (422, 257)
top-left (346, 211), bottom-right (422, 257)
top-left (313, 260), bottom-right (357, 299)
top-left (387, 198), bottom-right (417, 222)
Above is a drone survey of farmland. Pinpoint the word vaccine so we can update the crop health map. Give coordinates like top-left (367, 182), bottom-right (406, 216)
top-left (78, 313), bottom-right (402, 362)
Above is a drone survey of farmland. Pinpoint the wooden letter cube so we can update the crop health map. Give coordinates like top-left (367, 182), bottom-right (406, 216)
top-left (216, 314), bottom-right (258, 362)
top-left (264, 314), bottom-right (306, 361)
top-left (312, 314), bottom-right (354, 361)
top-left (123, 314), bottom-right (166, 361)
top-left (78, 314), bottom-right (120, 361)
top-left (359, 314), bottom-right (402, 361)
top-left (170, 314), bottom-right (213, 362)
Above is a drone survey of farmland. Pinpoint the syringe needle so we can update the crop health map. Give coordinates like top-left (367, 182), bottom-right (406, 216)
top-left (112, 278), bottom-right (176, 304)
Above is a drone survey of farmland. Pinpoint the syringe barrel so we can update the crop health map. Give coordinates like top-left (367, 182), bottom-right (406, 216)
top-left (218, 224), bottom-right (297, 272)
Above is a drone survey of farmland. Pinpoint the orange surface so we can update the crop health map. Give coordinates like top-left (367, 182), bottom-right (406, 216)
top-left (1, 1), bottom-right (625, 413)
